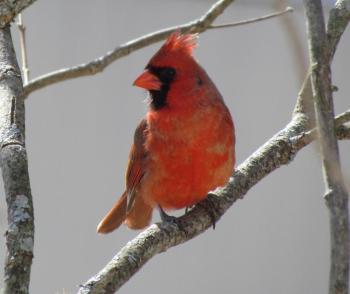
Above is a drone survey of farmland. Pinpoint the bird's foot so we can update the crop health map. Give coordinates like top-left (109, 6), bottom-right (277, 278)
top-left (159, 206), bottom-right (185, 232)
top-left (197, 195), bottom-right (220, 230)
top-left (159, 206), bottom-right (178, 224)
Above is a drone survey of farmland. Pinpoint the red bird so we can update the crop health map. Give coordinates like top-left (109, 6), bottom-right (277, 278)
top-left (97, 32), bottom-right (235, 233)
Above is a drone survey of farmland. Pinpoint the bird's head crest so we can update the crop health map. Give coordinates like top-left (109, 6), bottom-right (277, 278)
top-left (162, 31), bottom-right (198, 56)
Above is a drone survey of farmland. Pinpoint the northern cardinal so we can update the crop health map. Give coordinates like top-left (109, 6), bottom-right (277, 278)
top-left (97, 32), bottom-right (235, 233)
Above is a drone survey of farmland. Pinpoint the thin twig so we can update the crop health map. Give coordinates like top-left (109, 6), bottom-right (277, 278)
top-left (304, 1), bottom-right (349, 294)
top-left (23, 0), bottom-right (234, 96)
top-left (77, 1), bottom-right (350, 291)
top-left (17, 13), bottom-right (30, 85)
top-left (335, 110), bottom-right (350, 127)
top-left (274, 0), bottom-right (307, 85)
top-left (209, 6), bottom-right (293, 29)
top-left (291, 109), bottom-right (350, 149)
top-left (22, 4), bottom-right (293, 96)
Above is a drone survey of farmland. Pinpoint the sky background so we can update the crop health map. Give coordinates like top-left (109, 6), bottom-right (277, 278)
top-left (0, 0), bottom-right (349, 293)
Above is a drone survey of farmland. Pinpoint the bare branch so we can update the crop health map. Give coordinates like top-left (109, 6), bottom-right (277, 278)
top-left (291, 110), bottom-right (350, 149)
top-left (78, 110), bottom-right (350, 294)
top-left (209, 6), bottom-right (293, 29)
top-left (23, 3), bottom-right (296, 97)
top-left (0, 0), bottom-right (37, 28)
top-left (336, 125), bottom-right (350, 140)
top-left (23, 0), bottom-right (234, 96)
top-left (76, 113), bottom-right (305, 294)
top-left (17, 13), bottom-right (29, 84)
top-left (274, 0), bottom-right (307, 85)
top-left (77, 1), bottom-right (350, 291)
top-left (304, 1), bottom-right (349, 294)
top-left (327, 0), bottom-right (350, 60)
top-left (335, 110), bottom-right (350, 127)
top-left (294, 0), bottom-right (350, 117)
top-left (0, 26), bottom-right (34, 294)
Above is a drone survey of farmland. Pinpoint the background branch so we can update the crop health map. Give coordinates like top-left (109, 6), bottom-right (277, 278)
top-left (304, 1), bottom-right (349, 294)
top-left (274, 0), bottom-right (307, 86)
top-left (209, 6), bottom-right (293, 29)
top-left (23, 0), bottom-right (234, 96)
top-left (327, 0), bottom-right (350, 60)
top-left (17, 13), bottom-right (30, 85)
top-left (0, 26), bottom-right (34, 294)
top-left (22, 1), bottom-right (293, 97)
top-left (294, 0), bottom-right (350, 120)
top-left (77, 1), bottom-right (350, 291)
top-left (0, 0), bottom-right (347, 293)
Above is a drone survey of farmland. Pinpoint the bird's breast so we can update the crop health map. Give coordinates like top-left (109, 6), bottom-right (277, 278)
top-left (141, 104), bottom-right (235, 209)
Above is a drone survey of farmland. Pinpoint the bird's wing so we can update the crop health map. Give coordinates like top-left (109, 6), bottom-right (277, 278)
top-left (125, 119), bottom-right (148, 213)
top-left (96, 119), bottom-right (149, 234)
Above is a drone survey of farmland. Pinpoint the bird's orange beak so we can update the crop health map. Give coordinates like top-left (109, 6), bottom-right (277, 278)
top-left (133, 70), bottom-right (161, 90)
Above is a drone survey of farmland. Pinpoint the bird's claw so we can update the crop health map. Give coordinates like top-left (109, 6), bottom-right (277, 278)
top-left (159, 206), bottom-right (185, 232)
top-left (197, 195), bottom-right (220, 230)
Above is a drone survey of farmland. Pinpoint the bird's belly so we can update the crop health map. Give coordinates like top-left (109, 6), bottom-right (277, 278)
top-left (141, 135), bottom-right (234, 210)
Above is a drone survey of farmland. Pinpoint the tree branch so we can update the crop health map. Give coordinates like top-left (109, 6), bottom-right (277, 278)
top-left (209, 6), bottom-right (293, 29)
top-left (17, 13), bottom-right (30, 85)
top-left (0, 0), bottom-right (37, 28)
top-left (0, 26), bottom-right (34, 294)
top-left (78, 110), bottom-right (350, 294)
top-left (291, 110), bottom-right (350, 149)
top-left (22, 2), bottom-right (294, 97)
top-left (304, 1), bottom-right (349, 294)
top-left (23, 0), bottom-right (234, 96)
top-left (22, 3), bottom-right (294, 97)
top-left (327, 0), bottom-right (350, 60)
top-left (294, 0), bottom-right (350, 123)
top-left (77, 1), bottom-right (350, 292)
top-left (76, 113), bottom-right (304, 294)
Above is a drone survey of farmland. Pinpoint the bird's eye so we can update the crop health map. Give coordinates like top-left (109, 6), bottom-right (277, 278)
top-left (160, 67), bottom-right (176, 83)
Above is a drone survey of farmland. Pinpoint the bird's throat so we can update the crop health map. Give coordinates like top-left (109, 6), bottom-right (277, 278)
top-left (149, 84), bottom-right (169, 110)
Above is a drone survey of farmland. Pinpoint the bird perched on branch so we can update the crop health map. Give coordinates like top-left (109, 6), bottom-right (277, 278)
top-left (97, 32), bottom-right (235, 233)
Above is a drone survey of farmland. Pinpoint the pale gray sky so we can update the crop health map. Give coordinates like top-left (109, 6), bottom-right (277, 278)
top-left (0, 1), bottom-right (349, 293)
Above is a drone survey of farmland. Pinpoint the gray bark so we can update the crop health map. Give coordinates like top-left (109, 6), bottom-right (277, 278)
top-left (0, 0), bottom-right (37, 28)
top-left (304, 1), bottom-right (350, 293)
top-left (0, 26), bottom-right (34, 294)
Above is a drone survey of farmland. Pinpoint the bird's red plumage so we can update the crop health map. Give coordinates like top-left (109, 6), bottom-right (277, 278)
top-left (97, 32), bottom-right (235, 233)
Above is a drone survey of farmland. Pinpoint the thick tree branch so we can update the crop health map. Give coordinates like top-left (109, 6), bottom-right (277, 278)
top-left (78, 112), bottom-right (350, 294)
top-left (0, 0), bottom-right (37, 28)
top-left (77, 1), bottom-right (350, 292)
top-left (0, 26), bottom-right (34, 294)
top-left (76, 113), bottom-right (306, 294)
top-left (294, 0), bottom-right (350, 117)
top-left (304, 1), bottom-right (349, 294)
